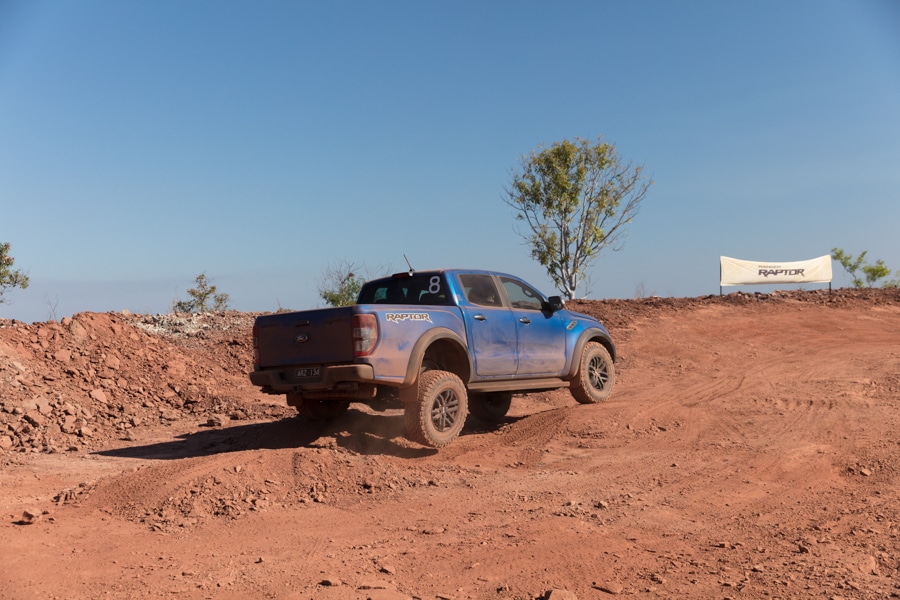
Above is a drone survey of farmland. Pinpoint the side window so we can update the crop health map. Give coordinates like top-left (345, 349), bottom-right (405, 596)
top-left (501, 277), bottom-right (545, 311)
top-left (459, 274), bottom-right (503, 307)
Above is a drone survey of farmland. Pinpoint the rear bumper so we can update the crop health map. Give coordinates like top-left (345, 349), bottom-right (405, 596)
top-left (249, 364), bottom-right (375, 393)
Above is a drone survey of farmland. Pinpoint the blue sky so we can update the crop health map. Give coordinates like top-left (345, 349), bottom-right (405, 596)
top-left (2, 0), bottom-right (899, 323)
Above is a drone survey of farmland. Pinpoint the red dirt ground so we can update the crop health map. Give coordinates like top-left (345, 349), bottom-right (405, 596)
top-left (1, 288), bottom-right (898, 599)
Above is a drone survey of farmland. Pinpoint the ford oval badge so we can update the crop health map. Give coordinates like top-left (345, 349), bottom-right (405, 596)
top-left (295, 334), bottom-right (310, 343)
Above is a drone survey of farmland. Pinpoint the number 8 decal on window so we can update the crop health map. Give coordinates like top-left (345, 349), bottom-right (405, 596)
top-left (429, 276), bottom-right (441, 294)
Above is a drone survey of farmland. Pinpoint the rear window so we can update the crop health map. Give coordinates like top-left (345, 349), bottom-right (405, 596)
top-left (358, 273), bottom-right (451, 305)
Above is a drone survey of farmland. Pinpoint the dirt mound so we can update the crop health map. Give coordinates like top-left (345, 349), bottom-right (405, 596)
top-left (0, 311), bottom-right (293, 456)
top-left (570, 286), bottom-right (900, 333)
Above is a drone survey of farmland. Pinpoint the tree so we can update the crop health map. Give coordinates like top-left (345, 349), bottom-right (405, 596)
top-left (831, 247), bottom-right (892, 288)
top-left (316, 260), bottom-right (365, 307)
top-left (862, 259), bottom-right (891, 288)
top-left (0, 242), bottom-right (29, 304)
top-left (504, 136), bottom-right (652, 299)
top-left (831, 248), bottom-right (866, 288)
top-left (316, 260), bottom-right (392, 307)
top-left (173, 272), bottom-right (230, 313)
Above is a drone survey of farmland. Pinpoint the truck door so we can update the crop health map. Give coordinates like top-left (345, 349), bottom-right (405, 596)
top-left (499, 276), bottom-right (566, 376)
top-left (458, 274), bottom-right (518, 376)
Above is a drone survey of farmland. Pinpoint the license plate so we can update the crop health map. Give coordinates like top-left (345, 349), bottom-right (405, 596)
top-left (296, 367), bottom-right (320, 378)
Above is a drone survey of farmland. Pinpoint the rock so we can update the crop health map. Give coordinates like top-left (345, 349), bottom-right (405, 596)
top-left (24, 411), bottom-right (47, 427)
top-left (544, 590), bottom-right (578, 600)
top-left (165, 360), bottom-right (187, 377)
top-left (61, 415), bottom-right (78, 434)
top-left (858, 554), bottom-right (879, 575)
top-left (358, 580), bottom-right (391, 590)
top-left (593, 582), bottom-right (623, 594)
top-left (68, 319), bottom-right (87, 343)
top-left (31, 396), bottom-right (53, 415)
top-left (21, 508), bottom-right (43, 524)
top-left (90, 389), bottom-right (109, 404)
top-left (0, 435), bottom-right (13, 450)
top-left (207, 415), bottom-right (229, 428)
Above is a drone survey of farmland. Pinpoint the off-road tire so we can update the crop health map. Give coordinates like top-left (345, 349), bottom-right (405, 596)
top-left (468, 392), bottom-right (513, 423)
top-left (404, 370), bottom-right (468, 448)
top-left (298, 399), bottom-right (350, 421)
top-left (570, 342), bottom-right (615, 404)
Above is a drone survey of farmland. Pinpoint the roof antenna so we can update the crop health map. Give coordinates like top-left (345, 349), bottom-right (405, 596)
top-left (403, 254), bottom-right (415, 275)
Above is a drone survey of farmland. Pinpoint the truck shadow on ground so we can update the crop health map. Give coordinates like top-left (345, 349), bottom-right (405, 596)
top-left (95, 407), bottom-right (519, 461)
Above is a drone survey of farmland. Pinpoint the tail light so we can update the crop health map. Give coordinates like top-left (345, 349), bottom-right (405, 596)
top-left (352, 314), bottom-right (378, 356)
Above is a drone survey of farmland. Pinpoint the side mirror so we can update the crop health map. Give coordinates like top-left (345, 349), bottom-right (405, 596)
top-left (545, 296), bottom-right (565, 312)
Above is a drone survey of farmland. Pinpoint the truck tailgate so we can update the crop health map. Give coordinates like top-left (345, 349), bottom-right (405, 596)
top-left (254, 307), bottom-right (355, 368)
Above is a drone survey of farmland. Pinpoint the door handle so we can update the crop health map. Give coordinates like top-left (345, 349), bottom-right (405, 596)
top-left (473, 314), bottom-right (487, 321)
top-left (519, 317), bottom-right (532, 325)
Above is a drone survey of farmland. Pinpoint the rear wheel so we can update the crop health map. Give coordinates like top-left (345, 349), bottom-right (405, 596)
top-left (404, 370), bottom-right (468, 448)
top-left (298, 398), bottom-right (350, 421)
top-left (570, 342), bottom-right (615, 404)
top-left (468, 392), bottom-right (513, 423)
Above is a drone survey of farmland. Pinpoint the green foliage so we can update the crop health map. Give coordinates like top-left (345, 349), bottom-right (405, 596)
top-left (0, 242), bottom-right (29, 304)
top-left (862, 259), bottom-right (891, 287)
top-left (831, 248), bottom-right (866, 288)
top-left (273, 299), bottom-right (294, 313)
top-left (505, 136), bottom-right (652, 299)
top-left (831, 247), bottom-right (893, 288)
top-left (173, 273), bottom-right (230, 313)
top-left (317, 260), bottom-right (364, 307)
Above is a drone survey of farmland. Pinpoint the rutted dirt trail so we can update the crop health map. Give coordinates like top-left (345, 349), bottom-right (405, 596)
top-left (1, 289), bottom-right (898, 599)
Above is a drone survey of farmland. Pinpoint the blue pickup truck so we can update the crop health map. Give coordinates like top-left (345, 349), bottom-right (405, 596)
top-left (250, 269), bottom-right (615, 448)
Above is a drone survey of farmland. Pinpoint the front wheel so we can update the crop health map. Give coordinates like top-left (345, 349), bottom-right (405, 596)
top-left (570, 342), bottom-right (615, 404)
top-left (404, 370), bottom-right (468, 448)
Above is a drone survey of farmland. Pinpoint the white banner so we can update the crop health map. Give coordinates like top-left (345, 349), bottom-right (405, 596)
top-left (720, 255), bottom-right (832, 286)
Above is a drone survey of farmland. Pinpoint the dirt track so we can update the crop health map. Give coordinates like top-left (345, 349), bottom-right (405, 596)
top-left (1, 289), bottom-right (899, 599)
